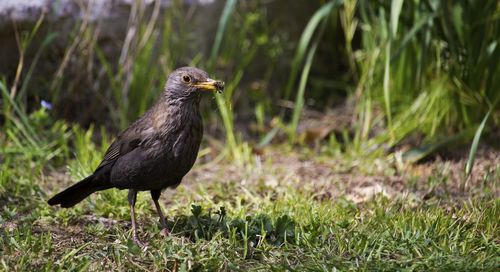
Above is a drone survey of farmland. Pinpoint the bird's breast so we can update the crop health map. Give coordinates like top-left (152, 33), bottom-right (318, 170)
top-left (156, 113), bottom-right (203, 180)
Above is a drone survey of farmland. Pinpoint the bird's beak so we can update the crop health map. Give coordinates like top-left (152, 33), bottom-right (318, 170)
top-left (194, 78), bottom-right (225, 93)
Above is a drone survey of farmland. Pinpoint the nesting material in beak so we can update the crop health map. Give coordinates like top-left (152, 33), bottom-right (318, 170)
top-left (194, 79), bottom-right (225, 93)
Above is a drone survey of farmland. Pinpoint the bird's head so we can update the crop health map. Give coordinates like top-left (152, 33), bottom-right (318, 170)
top-left (165, 67), bottom-right (224, 99)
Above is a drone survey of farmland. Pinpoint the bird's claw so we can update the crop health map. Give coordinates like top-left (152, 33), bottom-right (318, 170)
top-left (133, 236), bottom-right (148, 250)
top-left (160, 227), bottom-right (170, 237)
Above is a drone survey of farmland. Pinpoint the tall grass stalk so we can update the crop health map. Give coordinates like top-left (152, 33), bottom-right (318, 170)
top-left (383, 0), bottom-right (403, 136)
top-left (209, 0), bottom-right (240, 160)
top-left (49, 3), bottom-right (92, 99)
top-left (465, 110), bottom-right (491, 178)
top-left (10, 11), bottom-right (46, 99)
top-left (210, 0), bottom-right (237, 65)
top-left (465, 92), bottom-right (499, 178)
top-left (92, 0), bottom-right (188, 128)
top-left (1, 81), bottom-right (40, 149)
top-left (1, 81), bottom-right (71, 164)
top-left (349, 0), bottom-right (499, 157)
top-left (208, 0), bottom-right (275, 163)
top-left (286, 1), bottom-right (336, 142)
top-left (289, 23), bottom-right (325, 142)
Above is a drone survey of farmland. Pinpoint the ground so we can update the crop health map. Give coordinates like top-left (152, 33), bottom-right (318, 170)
top-left (0, 144), bottom-right (499, 271)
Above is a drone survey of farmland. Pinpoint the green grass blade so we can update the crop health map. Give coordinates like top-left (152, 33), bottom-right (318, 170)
top-left (465, 110), bottom-right (491, 177)
top-left (402, 128), bottom-right (474, 163)
top-left (0, 81), bottom-right (41, 146)
top-left (18, 32), bottom-right (58, 101)
top-left (285, 1), bottom-right (336, 141)
top-left (390, 0), bottom-right (403, 36)
top-left (391, 12), bottom-right (437, 62)
top-left (209, 0), bottom-right (237, 151)
top-left (209, 0), bottom-right (237, 64)
top-left (283, 1), bottom-right (335, 101)
top-left (289, 36), bottom-right (321, 142)
top-left (383, 42), bottom-right (392, 135)
top-left (383, 0), bottom-right (403, 137)
top-left (256, 126), bottom-right (280, 149)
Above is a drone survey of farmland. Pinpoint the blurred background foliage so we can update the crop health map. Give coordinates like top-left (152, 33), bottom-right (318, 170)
top-left (0, 0), bottom-right (499, 167)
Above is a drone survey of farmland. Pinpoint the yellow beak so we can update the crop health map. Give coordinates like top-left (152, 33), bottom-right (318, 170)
top-left (193, 78), bottom-right (224, 93)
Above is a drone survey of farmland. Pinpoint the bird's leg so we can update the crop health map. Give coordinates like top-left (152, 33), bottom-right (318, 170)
top-left (128, 189), bottom-right (145, 247)
top-left (151, 189), bottom-right (169, 236)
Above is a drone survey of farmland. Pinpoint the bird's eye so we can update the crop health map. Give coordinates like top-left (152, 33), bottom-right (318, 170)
top-left (182, 75), bottom-right (191, 83)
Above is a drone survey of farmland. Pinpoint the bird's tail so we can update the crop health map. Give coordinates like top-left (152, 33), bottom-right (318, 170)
top-left (48, 175), bottom-right (108, 208)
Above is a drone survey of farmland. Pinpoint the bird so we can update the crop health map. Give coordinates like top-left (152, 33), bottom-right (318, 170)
top-left (48, 67), bottom-right (224, 246)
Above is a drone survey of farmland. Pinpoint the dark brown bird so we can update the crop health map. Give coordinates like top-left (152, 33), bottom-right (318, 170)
top-left (48, 67), bottom-right (224, 245)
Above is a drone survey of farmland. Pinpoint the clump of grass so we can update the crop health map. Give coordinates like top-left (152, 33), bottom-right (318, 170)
top-left (349, 0), bottom-right (499, 156)
top-left (1, 141), bottom-right (498, 270)
top-left (1, 81), bottom-right (71, 165)
top-left (284, 0), bottom-right (498, 157)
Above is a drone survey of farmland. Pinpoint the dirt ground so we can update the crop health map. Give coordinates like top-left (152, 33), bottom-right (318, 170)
top-left (42, 145), bottom-right (499, 207)
top-left (195, 146), bottom-right (497, 197)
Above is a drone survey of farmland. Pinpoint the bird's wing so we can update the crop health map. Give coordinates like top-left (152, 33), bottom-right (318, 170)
top-left (94, 128), bottom-right (144, 172)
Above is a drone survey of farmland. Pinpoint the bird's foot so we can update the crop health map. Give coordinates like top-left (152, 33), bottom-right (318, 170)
top-left (133, 235), bottom-right (148, 250)
top-left (160, 227), bottom-right (170, 237)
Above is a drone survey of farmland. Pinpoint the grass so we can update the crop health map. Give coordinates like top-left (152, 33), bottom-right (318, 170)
top-left (1, 118), bottom-right (499, 271)
top-left (1, 0), bottom-right (500, 270)
top-left (351, 0), bottom-right (500, 152)
top-left (287, 1), bottom-right (335, 142)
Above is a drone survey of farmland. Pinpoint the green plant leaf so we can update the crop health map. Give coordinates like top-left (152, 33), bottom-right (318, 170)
top-left (210, 0), bottom-right (237, 64)
top-left (465, 110), bottom-right (491, 176)
top-left (390, 0), bottom-right (404, 37)
top-left (283, 0), bottom-right (335, 101)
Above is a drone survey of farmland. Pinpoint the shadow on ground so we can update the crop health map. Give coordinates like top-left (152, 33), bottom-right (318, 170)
top-left (166, 205), bottom-right (297, 246)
